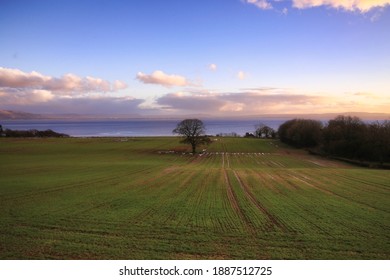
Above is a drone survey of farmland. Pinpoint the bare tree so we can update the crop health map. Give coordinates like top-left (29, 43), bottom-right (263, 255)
top-left (255, 123), bottom-right (275, 138)
top-left (173, 119), bottom-right (210, 153)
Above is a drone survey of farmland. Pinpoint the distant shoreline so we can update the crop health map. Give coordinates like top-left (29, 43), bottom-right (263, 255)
top-left (2, 116), bottom-right (389, 138)
top-left (1, 109), bottom-right (389, 121)
top-left (0, 119), bottom-right (282, 137)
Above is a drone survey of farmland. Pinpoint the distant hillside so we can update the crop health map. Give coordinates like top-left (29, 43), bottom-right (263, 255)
top-left (225, 112), bottom-right (390, 121)
top-left (0, 109), bottom-right (142, 120)
top-left (0, 110), bottom-right (44, 120)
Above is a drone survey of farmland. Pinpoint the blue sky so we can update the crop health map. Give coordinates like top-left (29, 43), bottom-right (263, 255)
top-left (1, 0), bottom-right (389, 116)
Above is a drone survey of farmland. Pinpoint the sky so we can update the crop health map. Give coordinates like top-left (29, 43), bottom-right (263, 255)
top-left (0, 0), bottom-right (389, 117)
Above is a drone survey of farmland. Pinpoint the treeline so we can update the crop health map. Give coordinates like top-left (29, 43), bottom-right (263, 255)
top-left (278, 116), bottom-right (390, 165)
top-left (244, 124), bottom-right (277, 138)
top-left (0, 125), bottom-right (69, 138)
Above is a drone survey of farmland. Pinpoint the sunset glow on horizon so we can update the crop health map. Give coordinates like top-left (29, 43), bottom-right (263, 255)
top-left (0, 0), bottom-right (389, 116)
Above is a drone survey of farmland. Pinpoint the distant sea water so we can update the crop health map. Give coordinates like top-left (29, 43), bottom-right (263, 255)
top-left (0, 119), bottom-right (289, 137)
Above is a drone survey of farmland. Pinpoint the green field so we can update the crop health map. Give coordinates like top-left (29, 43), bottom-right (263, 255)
top-left (0, 137), bottom-right (389, 259)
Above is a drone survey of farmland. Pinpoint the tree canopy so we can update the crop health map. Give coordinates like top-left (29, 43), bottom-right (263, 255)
top-left (172, 119), bottom-right (210, 153)
top-left (255, 123), bottom-right (276, 138)
top-left (278, 119), bottom-right (323, 148)
top-left (278, 115), bottom-right (390, 165)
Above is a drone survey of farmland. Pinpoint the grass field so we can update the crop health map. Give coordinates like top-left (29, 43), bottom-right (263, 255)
top-left (0, 137), bottom-right (389, 259)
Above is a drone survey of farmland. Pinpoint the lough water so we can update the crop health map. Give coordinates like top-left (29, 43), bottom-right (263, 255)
top-left (1, 119), bottom-right (288, 137)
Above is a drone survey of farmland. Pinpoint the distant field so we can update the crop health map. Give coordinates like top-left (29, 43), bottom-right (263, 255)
top-left (0, 137), bottom-right (389, 259)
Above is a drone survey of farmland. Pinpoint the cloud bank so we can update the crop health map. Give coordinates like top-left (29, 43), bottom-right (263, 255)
top-left (156, 88), bottom-right (389, 115)
top-left (0, 67), bottom-right (143, 115)
top-left (0, 67), bottom-right (127, 95)
top-left (136, 70), bottom-right (190, 87)
top-left (2, 95), bottom-right (147, 115)
top-left (157, 88), bottom-right (333, 115)
top-left (244, 0), bottom-right (390, 12)
top-left (1, 67), bottom-right (388, 116)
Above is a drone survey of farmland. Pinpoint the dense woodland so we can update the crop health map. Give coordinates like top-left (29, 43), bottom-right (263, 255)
top-left (278, 115), bottom-right (390, 165)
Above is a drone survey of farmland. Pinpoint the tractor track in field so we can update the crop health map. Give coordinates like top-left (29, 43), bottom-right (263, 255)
top-left (223, 170), bottom-right (256, 235)
top-left (225, 153), bottom-right (230, 169)
top-left (220, 138), bottom-right (288, 233)
top-left (232, 170), bottom-right (288, 232)
top-left (220, 138), bottom-right (255, 234)
top-left (221, 141), bottom-right (230, 169)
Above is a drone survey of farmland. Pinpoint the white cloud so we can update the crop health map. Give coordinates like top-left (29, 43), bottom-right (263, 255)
top-left (245, 0), bottom-right (273, 10)
top-left (0, 67), bottom-right (127, 94)
top-left (0, 88), bottom-right (54, 105)
top-left (50, 73), bottom-right (83, 92)
top-left (292, 0), bottom-right (390, 13)
top-left (114, 80), bottom-right (128, 90)
top-left (237, 71), bottom-right (246, 80)
top-left (136, 70), bottom-right (190, 87)
top-left (85, 76), bottom-right (111, 92)
top-left (31, 90), bottom-right (54, 102)
top-left (209, 63), bottom-right (217, 71)
top-left (0, 67), bottom-right (130, 109)
top-left (0, 67), bottom-right (51, 88)
top-left (243, 0), bottom-right (390, 13)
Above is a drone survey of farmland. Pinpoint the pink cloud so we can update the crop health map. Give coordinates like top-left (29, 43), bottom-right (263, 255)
top-left (237, 71), bottom-right (247, 80)
top-left (293, 0), bottom-right (390, 12)
top-left (114, 80), bottom-right (128, 90)
top-left (0, 67), bottom-right (51, 88)
top-left (0, 67), bottom-right (127, 94)
top-left (155, 88), bottom-right (390, 115)
top-left (245, 0), bottom-right (273, 10)
top-left (157, 89), bottom-right (328, 114)
top-left (136, 70), bottom-right (190, 87)
top-left (292, 0), bottom-right (390, 13)
top-left (209, 64), bottom-right (217, 71)
top-left (0, 88), bottom-right (54, 105)
top-left (244, 0), bottom-right (390, 13)
top-left (0, 67), bottom-right (130, 109)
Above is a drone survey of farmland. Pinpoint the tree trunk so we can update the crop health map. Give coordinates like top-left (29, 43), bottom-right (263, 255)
top-left (191, 143), bottom-right (196, 154)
